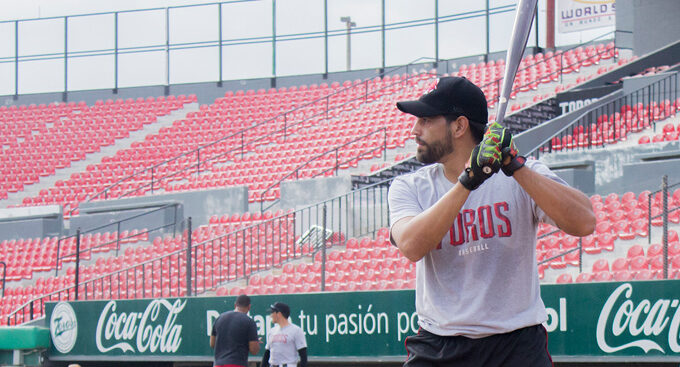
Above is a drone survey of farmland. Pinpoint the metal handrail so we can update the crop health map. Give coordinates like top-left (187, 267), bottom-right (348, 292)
top-left (0, 261), bottom-right (6, 298)
top-left (258, 126), bottom-right (388, 212)
top-left (5, 177), bottom-right (395, 325)
top-left (7, 174), bottom-right (679, 324)
top-left (82, 68), bottom-right (433, 210)
top-left (77, 30), bottom-right (620, 213)
top-left (0, 3), bottom-right (517, 63)
top-left (83, 33), bottom-right (618, 210)
top-left (6, 233), bottom-right (189, 326)
top-left (536, 177), bottom-right (680, 282)
top-left (525, 71), bottom-right (678, 159)
top-left (56, 203), bottom-right (180, 275)
top-left (476, 31), bottom-right (617, 110)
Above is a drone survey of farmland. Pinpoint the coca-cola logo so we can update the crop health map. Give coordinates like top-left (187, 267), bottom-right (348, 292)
top-left (95, 299), bottom-right (186, 354)
top-left (597, 283), bottom-right (680, 354)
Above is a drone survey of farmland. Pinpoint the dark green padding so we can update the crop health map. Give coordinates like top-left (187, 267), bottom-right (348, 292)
top-left (0, 327), bottom-right (50, 350)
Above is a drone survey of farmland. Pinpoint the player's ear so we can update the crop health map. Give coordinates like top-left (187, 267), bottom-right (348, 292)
top-left (450, 115), bottom-right (469, 139)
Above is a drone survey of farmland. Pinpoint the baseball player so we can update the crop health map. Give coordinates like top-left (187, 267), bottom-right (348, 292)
top-left (388, 76), bottom-right (596, 366)
top-left (261, 302), bottom-right (308, 367)
top-left (210, 294), bottom-right (260, 367)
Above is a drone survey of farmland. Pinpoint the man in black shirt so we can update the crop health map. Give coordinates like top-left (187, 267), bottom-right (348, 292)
top-left (210, 294), bottom-right (260, 367)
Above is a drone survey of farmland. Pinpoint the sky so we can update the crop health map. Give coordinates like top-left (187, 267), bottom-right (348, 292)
top-left (0, 0), bottom-right (615, 96)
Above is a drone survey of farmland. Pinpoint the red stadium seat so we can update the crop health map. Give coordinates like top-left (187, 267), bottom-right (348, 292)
top-left (556, 273), bottom-right (573, 284)
top-left (613, 270), bottom-right (634, 281)
top-left (647, 243), bottom-right (663, 258)
top-left (593, 271), bottom-right (614, 282)
top-left (649, 255), bottom-right (665, 274)
top-left (627, 244), bottom-right (645, 259)
top-left (611, 258), bottom-right (628, 272)
top-left (592, 259), bottom-right (609, 273)
top-left (575, 272), bottom-right (594, 283)
top-left (629, 256), bottom-right (649, 271)
top-left (598, 232), bottom-right (616, 252)
top-left (634, 269), bottom-right (654, 281)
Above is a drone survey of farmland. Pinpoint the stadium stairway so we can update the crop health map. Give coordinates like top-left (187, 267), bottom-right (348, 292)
top-left (2, 102), bottom-right (199, 209)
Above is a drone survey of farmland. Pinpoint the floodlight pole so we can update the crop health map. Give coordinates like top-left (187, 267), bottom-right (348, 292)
top-left (340, 16), bottom-right (356, 71)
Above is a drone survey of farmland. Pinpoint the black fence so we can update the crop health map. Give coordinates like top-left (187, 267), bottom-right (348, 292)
top-left (538, 175), bottom-right (680, 282)
top-left (6, 178), bottom-right (391, 325)
top-left (55, 203), bottom-right (181, 278)
top-left (527, 72), bottom-right (678, 159)
top-left (83, 67), bottom-right (433, 210)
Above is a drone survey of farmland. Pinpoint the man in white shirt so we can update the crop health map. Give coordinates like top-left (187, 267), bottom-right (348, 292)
top-left (389, 76), bottom-right (596, 366)
top-left (261, 302), bottom-right (308, 367)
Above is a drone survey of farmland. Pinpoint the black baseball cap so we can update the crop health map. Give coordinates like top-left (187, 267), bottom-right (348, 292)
top-left (396, 76), bottom-right (488, 124)
top-left (268, 302), bottom-right (290, 318)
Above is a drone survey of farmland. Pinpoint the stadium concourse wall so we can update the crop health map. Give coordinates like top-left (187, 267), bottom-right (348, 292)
top-left (0, 185), bottom-right (248, 240)
top-left (0, 174), bottom-right (353, 241)
top-left (615, 0), bottom-right (680, 57)
top-left (32, 280), bottom-right (680, 367)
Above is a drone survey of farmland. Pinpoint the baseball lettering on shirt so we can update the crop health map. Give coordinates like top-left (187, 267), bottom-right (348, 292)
top-left (272, 334), bottom-right (288, 343)
top-left (447, 201), bottom-right (512, 249)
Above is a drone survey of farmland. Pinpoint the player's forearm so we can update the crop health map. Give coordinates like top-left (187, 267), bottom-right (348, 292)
top-left (394, 182), bottom-right (470, 261)
top-left (513, 166), bottom-right (595, 236)
top-left (261, 349), bottom-right (270, 367)
top-left (298, 347), bottom-right (308, 367)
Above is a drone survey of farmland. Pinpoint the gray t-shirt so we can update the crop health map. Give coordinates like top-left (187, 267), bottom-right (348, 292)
top-left (388, 160), bottom-right (564, 338)
top-left (265, 323), bottom-right (307, 365)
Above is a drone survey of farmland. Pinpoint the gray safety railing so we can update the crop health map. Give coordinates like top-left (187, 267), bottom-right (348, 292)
top-left (55, 203), bottom-right (181, 276)
top-left (538, 175), bottom-right (680, 283)
top-left (82, 68), bottom-right (433, 211)
top-left (0, 1), bottom-right (521, 96)
top-left (526, 72), bottom-right (678, 159)
top-left (5, 178), bottom-right (391, 325)
top-left (0, 261), bottom-right (6, 298)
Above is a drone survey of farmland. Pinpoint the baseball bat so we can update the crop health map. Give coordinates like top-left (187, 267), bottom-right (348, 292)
top-left (494, 0), bottom-right (538, 126)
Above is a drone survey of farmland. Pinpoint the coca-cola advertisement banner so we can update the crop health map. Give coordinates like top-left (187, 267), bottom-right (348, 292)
top-left (46, 281), bottom-right (680, 361)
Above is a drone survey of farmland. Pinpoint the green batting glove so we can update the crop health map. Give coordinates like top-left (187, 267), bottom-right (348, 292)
top-left (458, 134), bottom-right (502, 191)
top-left (485, 122), bottom-right (526, 176)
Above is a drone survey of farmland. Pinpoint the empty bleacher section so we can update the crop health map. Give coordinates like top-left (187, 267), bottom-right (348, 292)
top-left (540, 186), bottom-right (680, 285)
top-left (4, 40), bottom-right (626, 218)
top-left (1, 96), bottom-right (196, 206)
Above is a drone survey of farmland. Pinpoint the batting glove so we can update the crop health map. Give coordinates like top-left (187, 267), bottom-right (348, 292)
top-left (458, 135), bottom-right (502, 191)
top-left (485, 122), bottom-right (526, 176)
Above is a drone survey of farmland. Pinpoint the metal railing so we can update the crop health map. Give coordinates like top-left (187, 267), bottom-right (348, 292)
top-left (526, 71), bottom-right (678, 159)
top-left (0, 1), bottom-right (521, 96)
top-left (0, 261), bottom-right (6, 298)
top-left (191, 177), bottom-right (392, 294)
top-left (259, 127), bottom-right (388, 212)
top-left (80, 33), bottom-right (621, 215)
top-left (56, 203), bottom-right (181, 276)
top-left (646, 176), bottom-right (680, 279)
top-left (5, 177), bottom-right (392, 325)
top-left (6, 169), bottom-right (680, 324)
top-left (6, 218), bottom-right (191, 326)
top-left (537, 175), bottom-right (680, 282)
top-left (82, 66), bottom-right (434, 211)
top-left (477, 31), bottom-right (618, 111)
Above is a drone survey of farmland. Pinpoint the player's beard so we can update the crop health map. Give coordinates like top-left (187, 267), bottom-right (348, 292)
top-left (415, 129), bottom-right (453, 164)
